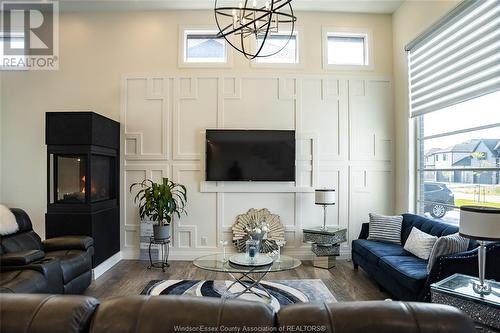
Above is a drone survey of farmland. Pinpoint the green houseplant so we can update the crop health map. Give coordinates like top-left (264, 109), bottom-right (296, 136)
top-left (130, 177), bottom-right (187, 240)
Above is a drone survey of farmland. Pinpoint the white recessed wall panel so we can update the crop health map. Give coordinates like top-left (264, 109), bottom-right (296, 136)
top-left (124, 78), bottom-right (169, 160)
top-left (222, 193), bottom-right (296, 229)
top-left (301, 78), bottom-right (345, 160)
top-left (174, 78), bottom-right (218, 160)
top-left (349, 79), bottom-right (392, 161)
top-left (173, 165), bottom-right (217, 248)
top-left (349, 165), bottom-right (393, 242)
top-left (223, 78), bottom-right (295, 129)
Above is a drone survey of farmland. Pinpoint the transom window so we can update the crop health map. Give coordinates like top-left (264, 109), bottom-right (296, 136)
top-left (322, 28), bottom-right (373, 70)
top-left (254, 31), bottom-right (300, 65)
top-left (179, 28), bottom-right (231, 67)
top-left (0, 33), bottom-right (26, 70)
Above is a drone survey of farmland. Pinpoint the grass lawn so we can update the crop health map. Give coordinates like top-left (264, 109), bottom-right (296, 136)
top-left (455, 199), bottom-right (500, 208)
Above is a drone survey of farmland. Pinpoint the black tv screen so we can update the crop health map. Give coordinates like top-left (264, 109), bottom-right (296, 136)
top-left (206, 130), bottom-right (295, 181)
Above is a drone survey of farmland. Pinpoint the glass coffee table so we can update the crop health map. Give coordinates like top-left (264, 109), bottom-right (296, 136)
top-left (193, 253), bottom-right (301, 302)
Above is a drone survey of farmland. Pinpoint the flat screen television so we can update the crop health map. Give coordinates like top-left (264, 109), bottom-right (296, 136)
top-left (206, 129), bottom-right (295, 181)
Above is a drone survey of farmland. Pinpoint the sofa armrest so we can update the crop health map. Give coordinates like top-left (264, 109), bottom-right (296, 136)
top-left (421, 242), bottom-right (500, 301)
top-left (43, 236), bottom-right (94, 252)
top-left (358, 223), bottom-right (369, 239)
top-left (0, 250), bottom-right (45, 266)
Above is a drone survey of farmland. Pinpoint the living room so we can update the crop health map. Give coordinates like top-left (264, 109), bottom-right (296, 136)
top-left (0, 0), bottom-right (499, 332)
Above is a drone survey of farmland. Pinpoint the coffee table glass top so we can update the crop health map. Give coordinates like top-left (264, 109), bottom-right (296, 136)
top-left (431, 273), bottom-right (500, 307)
top-left (193, 253), bottom-right (301, 273)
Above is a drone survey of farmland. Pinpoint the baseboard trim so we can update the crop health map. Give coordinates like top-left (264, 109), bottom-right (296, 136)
top-left (120, 249), bottom-right (352, 261)
top-left (93, 251), bottom-right (122, 279)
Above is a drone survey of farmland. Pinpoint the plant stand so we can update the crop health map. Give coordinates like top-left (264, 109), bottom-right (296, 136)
top-left (147, 236), bottom-right (170, 272)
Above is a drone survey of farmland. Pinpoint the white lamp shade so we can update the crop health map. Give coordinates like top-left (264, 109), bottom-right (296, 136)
top-left (315, 189), bottom-right (336, 205)
top-left (459, 206), bottom-right (500, 240)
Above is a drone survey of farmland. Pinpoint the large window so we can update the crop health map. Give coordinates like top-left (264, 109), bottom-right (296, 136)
top-left (408, 0), bottom-right (500, 224)
top-left (417, 91), bottom-right (500, 223)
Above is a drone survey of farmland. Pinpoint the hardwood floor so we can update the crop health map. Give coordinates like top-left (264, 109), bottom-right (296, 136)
top-left (85, 259), bottom-right (388, 302)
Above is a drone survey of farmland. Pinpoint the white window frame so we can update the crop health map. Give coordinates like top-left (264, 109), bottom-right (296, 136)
top-left (178, 25), bottom-right (233, 68)
top-left (251, 27), bottom-right (303, 69)
top-left (0, 32), bottom-right (27, 71)
top-left (322, 27), bottom-right (374, 71)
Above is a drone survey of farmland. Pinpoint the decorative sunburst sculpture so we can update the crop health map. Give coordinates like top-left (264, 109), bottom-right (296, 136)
top-left (232, 208), bottom-right (285, 253)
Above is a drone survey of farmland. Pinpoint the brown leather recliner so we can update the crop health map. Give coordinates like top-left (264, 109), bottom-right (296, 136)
top-left (0, 294), bottom-right (476, 333)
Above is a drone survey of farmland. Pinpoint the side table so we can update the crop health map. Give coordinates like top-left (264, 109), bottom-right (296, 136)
top-left (303, 227), bottom-right (347, 269)
top-left (147, 236), bottom-right (170, 272)
top-left (431, 273), bottom-right (500, 333)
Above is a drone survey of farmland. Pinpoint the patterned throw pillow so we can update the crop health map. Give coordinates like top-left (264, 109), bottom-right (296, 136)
top-left (403, 227), bottom-right (438, 260)
top-left (427, 233), bottom-right (469, 272)
top-left (367, 213), bottom-right (403, 245)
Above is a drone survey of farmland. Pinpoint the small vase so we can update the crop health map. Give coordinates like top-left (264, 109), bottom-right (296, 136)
top-left (246, 239), bottom-right (260, 262)
top-left (153, 224), bottom-right (170, 240)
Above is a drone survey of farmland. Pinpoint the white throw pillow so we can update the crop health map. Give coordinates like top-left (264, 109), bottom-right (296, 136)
top-left (367, 213), bottom-right (403, 245)
top-left (403, 227), bottom-right (438, 260)
top-left (0, 204), bottom-right (19, 236)
top-left (427, 233), bottom-right (469, 272)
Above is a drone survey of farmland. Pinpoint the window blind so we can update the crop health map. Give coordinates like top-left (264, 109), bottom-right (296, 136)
top-left (406, 0), bottom-right (500, 117)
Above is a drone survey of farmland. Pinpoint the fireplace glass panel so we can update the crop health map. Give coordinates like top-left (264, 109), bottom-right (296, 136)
top-left (56, 155), bottom-right (87, 203)
top-left (91, 155), bottom-right (115, 202)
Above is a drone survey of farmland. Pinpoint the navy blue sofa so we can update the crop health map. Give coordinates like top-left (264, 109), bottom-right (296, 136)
top-left (352, 213), bottom-right (500, 301)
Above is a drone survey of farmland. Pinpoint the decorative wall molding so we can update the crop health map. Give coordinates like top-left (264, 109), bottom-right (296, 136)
top-left (121, 74), bottom-right (394, 259)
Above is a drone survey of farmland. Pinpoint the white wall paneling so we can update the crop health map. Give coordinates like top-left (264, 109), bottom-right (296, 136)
top-left (122, 74), bottom-right (393, 260)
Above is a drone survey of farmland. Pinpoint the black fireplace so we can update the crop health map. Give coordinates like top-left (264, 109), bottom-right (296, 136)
top-left (46, 112), bottom-right (120, 267)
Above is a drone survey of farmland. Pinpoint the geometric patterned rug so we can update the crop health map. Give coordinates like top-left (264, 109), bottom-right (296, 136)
top-left (141, 279), bottom-right (335, 312)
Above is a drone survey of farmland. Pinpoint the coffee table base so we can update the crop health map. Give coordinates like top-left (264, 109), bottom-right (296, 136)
top-left (223, 266), bottom-right (273, 302)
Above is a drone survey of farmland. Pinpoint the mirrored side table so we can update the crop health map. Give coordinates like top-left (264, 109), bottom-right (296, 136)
top-left (147, 237), bottom-right (170, 272)
top-left (303, 226), bottom-right (347, 269)
top-left (431, 273), bottom-right (500, 333)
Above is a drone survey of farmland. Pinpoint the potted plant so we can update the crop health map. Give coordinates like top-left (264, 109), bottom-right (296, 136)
top-left (130, 177), bottom-right (187, 240)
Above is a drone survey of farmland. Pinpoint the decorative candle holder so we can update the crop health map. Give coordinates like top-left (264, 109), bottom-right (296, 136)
top-left (219, 240), bottom-right (228, 262)
top-left (275, 239), bottom-right (286, 262)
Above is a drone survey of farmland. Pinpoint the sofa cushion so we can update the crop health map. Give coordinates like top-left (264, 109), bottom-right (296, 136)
top-left (379, 256), bottom-right (428, 294)
top-left (401, 214), bottom-right (458, 244)
top-left (45, 250), bottom-right (92, 284)
top-left (403, 227), bottom-right (438, 260)
top-left (352, 239), bottom-right (409, 265)
top-left (368, 213), bottom-right (403, 244)
top-left (0, 270), bottom-right (48, 293)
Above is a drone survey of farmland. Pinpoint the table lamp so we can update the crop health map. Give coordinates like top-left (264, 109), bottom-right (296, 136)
top-left (315, 189), bottom-right (336, 231)
top-left (459, 206), bottom-right (500, 295)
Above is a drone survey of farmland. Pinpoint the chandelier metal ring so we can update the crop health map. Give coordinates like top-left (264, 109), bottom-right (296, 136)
top-left (214, 0), bottom-right (297, 59)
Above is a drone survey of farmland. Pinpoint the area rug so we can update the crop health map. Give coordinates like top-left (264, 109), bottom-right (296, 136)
top-left (141, 279), bottom-right (335, 311)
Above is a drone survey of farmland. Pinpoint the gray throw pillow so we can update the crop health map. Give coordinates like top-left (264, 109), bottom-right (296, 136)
top-left (367, 213), bottom-right (403, 245)
top-left (427, 233), bottom-right (469, 272)
top-left (403, 227), bottom-right (438, 260)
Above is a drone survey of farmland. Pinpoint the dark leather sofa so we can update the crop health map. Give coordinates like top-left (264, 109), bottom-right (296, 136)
top-left (0, 294), bottom-right (475, 333)
top-left (0, 208), bottom-right (94, 294)
top-left (352, 213), bottom-right (500, 301)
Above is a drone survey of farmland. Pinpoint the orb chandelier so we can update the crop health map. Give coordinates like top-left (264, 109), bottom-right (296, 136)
top-left (214, 0), bottom-right (297, 59)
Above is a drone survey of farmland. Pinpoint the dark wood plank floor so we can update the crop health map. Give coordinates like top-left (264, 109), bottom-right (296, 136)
top-left (86, 259), bottom-right (388, 302)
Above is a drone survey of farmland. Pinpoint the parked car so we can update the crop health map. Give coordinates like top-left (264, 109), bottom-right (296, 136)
top-left (423, 182), bottom-right (455, 218)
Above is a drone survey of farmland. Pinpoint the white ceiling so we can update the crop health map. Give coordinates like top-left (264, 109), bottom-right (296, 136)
top-left (58, 0), bottom-right (405, 14)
